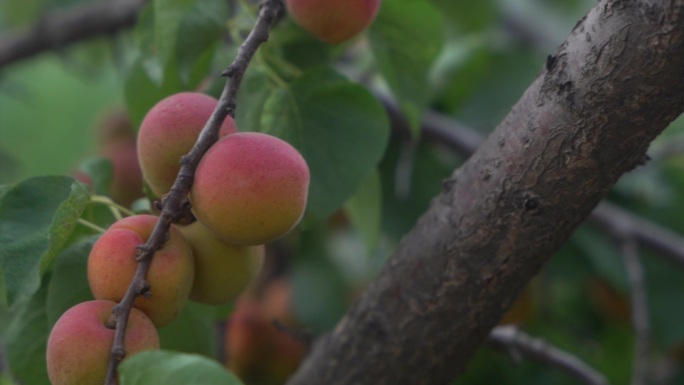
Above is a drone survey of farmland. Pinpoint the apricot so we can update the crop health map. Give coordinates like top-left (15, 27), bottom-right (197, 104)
top-left (74, 107), bottom-right (144, 206)
top-left (101, 138), bottom-right (144, 207)
top-left (225, 282), bottom-right (307, 385)
top-left (286, 0), bottom-right (381, 44)
top-left (46, 300), bottom-right (159, 385)
top-left (179, 221), bottom-right (264, 305)
top-left (137, 92), bottom-right (237, 197)
top-left (87, 214), bottom-right (195, 327)
top-left (190, 132), bottom-right (310, 246)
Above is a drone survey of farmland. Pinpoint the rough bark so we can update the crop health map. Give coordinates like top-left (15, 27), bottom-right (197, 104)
top-left (287, 1), bottom-right (684, 384)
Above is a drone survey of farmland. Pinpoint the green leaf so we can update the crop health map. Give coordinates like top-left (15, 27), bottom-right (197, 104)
top-left (644, 252), bottom-right (684, 348)
top-left (1, 0), bottom-right (45, 27)
top-left (153, 0), bottom-right (226, 84)
top-left (235, 65), bottom-right (279, 132)
top-left (154, 0), bottom-right (195, 70)
top-left (430, 0), bottom-right (497, 31)
top-left (158, 302), bottom-right (217, 357)
top-left (5, 275), bottom-right (51, 385)
top-left (257, 68), bottom-right (390, 222)
top-left (292, 227), bottom-right (349, 331)
top-left (0, 176), bottom-right (89, 305)
top-left (174, 0), bottom-right (228, 84)
top-left (0, 184), bottom-right (12, 201)
top-left (379, 140), bottom-right (461, 239)
top-left (124, 57), bottom-right (184, 127)
top-left (119, 351), bottom-right (244, 385)
top-left (344, 169), bottom-right (382, 253)
top-left (369, 0), bottom-right (443, 135)
top-left (430, 36), bottom-right (492, 111)
top-left (45, 238), bottom-right (96, 327)
top-left (43, 181), bottom-right (90, 270)
top-left (126, 0), bottom-right (220, 126)
top-left (77, 156), bottom-right (113, 197)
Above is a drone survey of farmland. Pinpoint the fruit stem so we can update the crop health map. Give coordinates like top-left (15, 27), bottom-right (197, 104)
top-left (78, 218), bottom-right (107, 233)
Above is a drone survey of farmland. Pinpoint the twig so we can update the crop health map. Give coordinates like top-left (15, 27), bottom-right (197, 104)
top-left (618, 239), bottom-right (651, 385)
top-left (589, 203), bottom-right (684, 269)
top-left (0, 0), bottom-right (147, 68)
top-left (488, 326), bottom-right (608, 385)
top-left (103, 1), bottom-right (285, 384)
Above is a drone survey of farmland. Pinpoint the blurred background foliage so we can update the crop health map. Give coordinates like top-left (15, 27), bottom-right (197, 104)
top-left (1, 0), bottom-right (684, 384)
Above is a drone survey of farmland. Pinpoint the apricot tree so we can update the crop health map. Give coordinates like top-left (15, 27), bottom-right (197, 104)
top-left (0, 1), bottom-right (684, 385)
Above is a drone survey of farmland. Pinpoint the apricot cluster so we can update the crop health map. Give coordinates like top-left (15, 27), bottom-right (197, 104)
top-left (46, 92), bottom-right (310, 384)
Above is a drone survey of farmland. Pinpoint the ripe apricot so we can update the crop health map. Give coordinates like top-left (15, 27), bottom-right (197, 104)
top-left (137, 92), bottom-right (237, 197)
top-left (46, 300), bottom-right (159, 385)
top-left (191, 132), bottom-right (309, 246)
top-left (286, 0), bottom-right (381, 44)
top-left (87, 214), bottom-right (195, 327)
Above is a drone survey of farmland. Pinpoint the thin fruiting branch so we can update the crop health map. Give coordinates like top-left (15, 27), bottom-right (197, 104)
top-left (0, 0), bottom-right (147, 68)
top-left (103, 1), bottom-right (285, 384)
top-left (488, 326), bottom-right (608, 385)
top-left (619, 239), bottom-right (651, 385)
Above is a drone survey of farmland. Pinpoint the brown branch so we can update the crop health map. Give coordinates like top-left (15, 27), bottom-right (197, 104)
top-left (0, 0), bottom-right (147, 68)
top-left (589, 203), bottom-right (684, 268)
top-left (618, 239), bottom-right (651, 385)
top-left (409, 106), bottom-right (684, 270)
top-left (488, 326), bottom-right (608, 385)
top-left (103, 1), bottom-right (285, 384)
top-left (287, 1), bottom-right (684, 384)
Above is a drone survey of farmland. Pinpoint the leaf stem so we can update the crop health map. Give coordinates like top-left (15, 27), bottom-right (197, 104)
top-left (78, 218), bottom-right (107, 233)
top-left (90, 195), bottom-right (135, 219)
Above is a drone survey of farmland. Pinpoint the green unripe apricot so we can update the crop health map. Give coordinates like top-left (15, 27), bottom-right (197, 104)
top-left (179, 221), bottom-right (264, 305)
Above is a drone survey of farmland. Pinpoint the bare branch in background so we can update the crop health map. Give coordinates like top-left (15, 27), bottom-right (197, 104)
top-left (488, 326), bottom-right (608, 385)
top-left (618, 239), bottom-right (651, 385)
top-left (0, 0), bottom-right (147, 68)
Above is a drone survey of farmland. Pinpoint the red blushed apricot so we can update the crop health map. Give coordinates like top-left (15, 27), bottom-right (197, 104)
top-left (87, 214), bottom-right (195, 327)
top-left (137, 92), bottom-right (237, 197)
top-left (179, 221), bottom-right (264, 305)
top-left (46, 300), bottom-right (159, 385)
top-left (190, 132), bottom-right (310, 246)
top-left (101, 138), bottom-right (144, 207)
top-left (286, 0), bottom-right (381, 44)
top-left (225, 283), bottom-right (307, 384)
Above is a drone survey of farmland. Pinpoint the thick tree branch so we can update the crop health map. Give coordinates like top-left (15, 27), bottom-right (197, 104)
top-left (0, 0), bottom-right (146, 68)
top-left (488, 326), bottom-right (608, 385)
top-left (103, 1), bottom-right (284, 384)
top-left (399, 105), bottom-right (684, 269)
top-left (287, 1), bottom-right (684, 384)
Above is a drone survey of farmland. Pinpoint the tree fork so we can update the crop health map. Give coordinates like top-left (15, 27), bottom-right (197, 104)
top-left (287, 1), bottom-right (684, 384)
